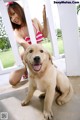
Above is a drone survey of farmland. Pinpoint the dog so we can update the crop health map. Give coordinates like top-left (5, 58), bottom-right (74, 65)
top-left (21, 44), bottom-right (73, 120)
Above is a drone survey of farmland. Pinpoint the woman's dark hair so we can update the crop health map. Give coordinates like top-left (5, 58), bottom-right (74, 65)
top-left (7, 2), bottom-right (26, 29)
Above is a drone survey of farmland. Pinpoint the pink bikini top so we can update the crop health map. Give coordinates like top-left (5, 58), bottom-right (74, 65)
top-left (25, 24), bottom-right (44, 44)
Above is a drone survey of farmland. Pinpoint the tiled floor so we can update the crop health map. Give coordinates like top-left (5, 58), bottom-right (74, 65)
top-left (0, 76), bottom-right (80, 120)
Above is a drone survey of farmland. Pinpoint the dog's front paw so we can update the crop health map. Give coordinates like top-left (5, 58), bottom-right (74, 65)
top-left (43, 110), bottom-right (53, 120)
top-left (21, 100), bottom-right (30, 106)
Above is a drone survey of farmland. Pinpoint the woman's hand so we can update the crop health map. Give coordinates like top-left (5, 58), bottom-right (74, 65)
top-left (43, 5), bottom-right (46, 21)
top-left (42, 5), bottom-right (48, 38)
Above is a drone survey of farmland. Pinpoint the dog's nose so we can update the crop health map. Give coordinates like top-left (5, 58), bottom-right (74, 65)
top-left (34, 56), bottom-right (40, 63)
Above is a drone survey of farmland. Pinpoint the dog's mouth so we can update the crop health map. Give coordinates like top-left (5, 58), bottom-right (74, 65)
top-left (32, 63), bottom-right (42, 72)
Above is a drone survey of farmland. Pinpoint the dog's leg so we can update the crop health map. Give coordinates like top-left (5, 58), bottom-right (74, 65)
top-left (56, 89), bottom-right (69, 105)
top-left (21, 85), bottom-right (36, 106)
top-left (56, 83), bottom-right (73, 105)
top-left (43, 87), bottom-right (55, 120)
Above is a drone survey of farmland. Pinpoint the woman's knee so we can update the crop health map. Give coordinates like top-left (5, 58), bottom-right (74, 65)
top-left (9, 68), bottom-right (26, 86)
top-left (9, 78), bottom-right (18, 86)
top-left (9, 75), bottom-right (21, 86)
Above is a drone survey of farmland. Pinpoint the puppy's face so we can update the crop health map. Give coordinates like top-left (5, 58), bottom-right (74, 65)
top-left (23, 44), bottom-right (52, 73)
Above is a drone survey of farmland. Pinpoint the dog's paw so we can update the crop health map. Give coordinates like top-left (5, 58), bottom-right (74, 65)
top-left (21, 100), bottom-right (29, 106)
top-left (43, 110), bottom-right (53, 120)
top-left (57, 99), bottom-right (66, 105)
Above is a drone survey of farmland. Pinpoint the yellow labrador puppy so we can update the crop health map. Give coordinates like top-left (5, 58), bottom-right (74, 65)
top-left (21, 44), bottom-right (73, 120)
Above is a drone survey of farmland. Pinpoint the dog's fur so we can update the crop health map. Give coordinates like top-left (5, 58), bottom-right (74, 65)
top-left (21, 44), bottom-right (73, 120)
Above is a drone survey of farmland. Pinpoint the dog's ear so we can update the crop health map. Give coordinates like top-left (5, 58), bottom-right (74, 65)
top-left (46, 51), bottom-right (53, 64)
top-left (47, 52), bottom-right (57, 67)
top-left (23, 53), bottom-right (27, 68)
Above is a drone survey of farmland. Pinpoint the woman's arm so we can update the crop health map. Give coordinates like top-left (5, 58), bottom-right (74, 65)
top-left (33, 6), bottom-right (48, 38)
top-left (14, 30), bottom-right (29, 50)
top-left (42, 5), bottom-right (48, 38)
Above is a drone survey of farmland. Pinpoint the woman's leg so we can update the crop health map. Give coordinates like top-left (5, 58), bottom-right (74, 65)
top-left (9, 67), bottom-right (26, 86)
top-left (9, 49), bottom-right (28, 86)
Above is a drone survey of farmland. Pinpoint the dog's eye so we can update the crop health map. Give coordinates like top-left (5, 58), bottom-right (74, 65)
top-left (29, 49), bottom-right (33, 53)
top-left (40, 50), bottom-right (44, 53)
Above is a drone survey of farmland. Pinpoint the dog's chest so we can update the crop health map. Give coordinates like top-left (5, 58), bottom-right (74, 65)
top-left (35, 78), bottom-right (46, 92)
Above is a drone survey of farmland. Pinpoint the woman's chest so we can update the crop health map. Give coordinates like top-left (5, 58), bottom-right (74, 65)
top-left (18, 26), bottom-right (29, 38)
top-left (18, 23), bottom-right (39, 38)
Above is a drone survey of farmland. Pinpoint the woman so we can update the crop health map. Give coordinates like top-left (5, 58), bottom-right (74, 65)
top-left (7, 2), bottom-right (48, 86)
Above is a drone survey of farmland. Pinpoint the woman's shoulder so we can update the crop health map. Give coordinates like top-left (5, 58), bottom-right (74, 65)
top-left (14, 29), bottom-right (20, 36)
top-left (32, 18), bottom-right (41, 28)
top-left (14, 29), bottom-right (22, 39)
top-left (32, 18), bottom-right (39, 24)
top-left (13, 29), bottom-right (18, 35)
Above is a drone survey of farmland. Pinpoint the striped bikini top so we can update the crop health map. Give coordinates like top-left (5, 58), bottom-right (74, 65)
top-left (25, 24), bottom-right (44, 44)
